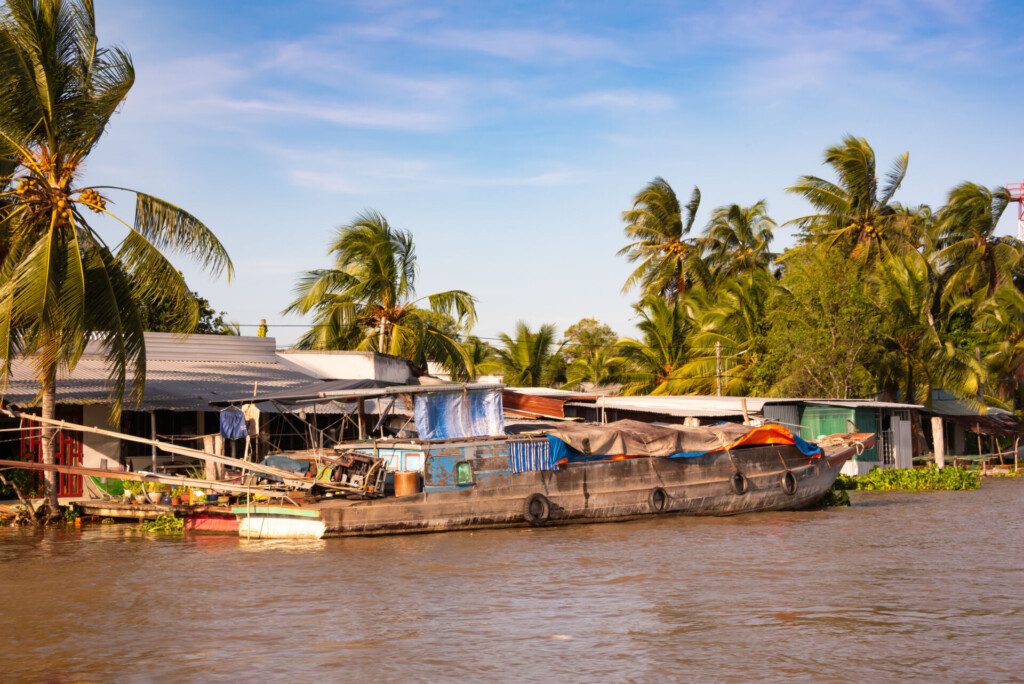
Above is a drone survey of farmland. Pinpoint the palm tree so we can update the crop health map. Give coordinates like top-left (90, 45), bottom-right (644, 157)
top-left (976, 286), bottom-right (1024, 409)
top-left (0, 1), bottom-right (233, 511)
top-left (700, 201), bottom-right (776, 285)
top-left (872, 251), bottom-right (981, 404)
top-left (788, 135), bottom-right (917, 260)
top-left (494, 322), bottom-right (564, 387)
top-left (674, 270), bottom-right (772, 395)
top-left (462, 335), bottom-right (502, 381)
top-left (616, 295), bottom-right (690, 395)
top-left (937, 183), bottom-right (1020, 299)
top-left (563, 346), bottom-right (623, 391)
top-left (619, 178), bottom-right (707, 304)
top-left (285, 211), bottom-right (476, 376)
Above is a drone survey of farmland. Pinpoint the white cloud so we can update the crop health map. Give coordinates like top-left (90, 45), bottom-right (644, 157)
top-left (559, 89), bottom-right (674, 112)
top-left (283, 151), bottom-right (578, 195)
top-left (208, 97), bottom-right (454, 132)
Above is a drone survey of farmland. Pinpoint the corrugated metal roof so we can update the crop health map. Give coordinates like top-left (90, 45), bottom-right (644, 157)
top-left (2, 334), bottom-right (318, 411)
top-left (804, 400), bottom-right (924, 410)
top-left (586, 395), bottom-right (922, 418)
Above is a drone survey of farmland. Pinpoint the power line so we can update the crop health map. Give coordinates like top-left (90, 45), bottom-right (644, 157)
top-left (220, 323), bottom-right (749, 356)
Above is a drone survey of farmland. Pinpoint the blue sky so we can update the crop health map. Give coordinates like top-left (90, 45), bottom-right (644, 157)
top-left (86, 0), bottom-right (1024, 345)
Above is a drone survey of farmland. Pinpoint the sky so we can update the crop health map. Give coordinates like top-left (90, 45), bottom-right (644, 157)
top-left (85, 0), bottom-right (1024, 345)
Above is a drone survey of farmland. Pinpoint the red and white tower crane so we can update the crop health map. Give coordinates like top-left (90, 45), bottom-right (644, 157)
top-left (1009, 181), bottom-right (1024, 241)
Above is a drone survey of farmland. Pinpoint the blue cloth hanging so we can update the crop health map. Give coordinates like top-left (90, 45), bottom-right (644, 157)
top-left (219, 407), bottom-right (248, 440)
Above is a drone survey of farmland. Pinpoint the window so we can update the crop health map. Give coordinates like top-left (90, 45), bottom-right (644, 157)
top-left (455, 461), bottom-right (473, 485)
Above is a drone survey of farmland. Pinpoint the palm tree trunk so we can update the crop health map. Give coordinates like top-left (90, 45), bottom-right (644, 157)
top-left (40, 367), bottom-right (59, 512)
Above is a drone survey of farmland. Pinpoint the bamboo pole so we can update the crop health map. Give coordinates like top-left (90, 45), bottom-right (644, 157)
top-left (0, 408), bottom-right (313, 489)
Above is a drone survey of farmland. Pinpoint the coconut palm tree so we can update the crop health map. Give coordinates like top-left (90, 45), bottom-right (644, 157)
top-left (616, 295), bottom-right (690, 395)
top-left (0, 0), bottom-right (233, 511)
top-left (563, 346), bottom-right (623, 391)
top-left (619, 178), bottom-right (707, 304)
top-left (872, 251), bottom-right (981, 404)
top-left (788, 135), bottom-right (918, 260)
top-left (700, 201), bottom-right (776, 286)
top-left (285, 211), bottom-right (476, 376)
top-left (494, 322), bottom-right (564, 387)
top-left (976, 286), bottom-right (1024, 409)
top-left (674, 270), bottom-right (773, 395)
top-left (462, 335), bottom-right (502, 381)
top-left (937, 183), bottom-right (1020, 299)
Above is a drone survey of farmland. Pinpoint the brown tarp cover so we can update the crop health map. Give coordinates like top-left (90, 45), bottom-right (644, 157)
top-left (546, 419), bottom-right (754, 457)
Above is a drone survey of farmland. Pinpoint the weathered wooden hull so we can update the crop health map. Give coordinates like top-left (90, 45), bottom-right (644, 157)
top-left (235, 442), bottom-right (856, 540)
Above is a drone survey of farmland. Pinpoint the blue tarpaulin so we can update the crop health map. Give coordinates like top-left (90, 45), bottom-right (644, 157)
top-left (414, 388), bottom-right (504, 440)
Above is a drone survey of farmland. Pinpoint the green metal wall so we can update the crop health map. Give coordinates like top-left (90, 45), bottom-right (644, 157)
top-left (800, 405), bottom-right (879, 461)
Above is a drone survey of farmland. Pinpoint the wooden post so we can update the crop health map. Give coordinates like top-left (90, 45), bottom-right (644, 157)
top-left (740, 397), bottom-right (750, 425)
top-left (978, 425), bottom-right (984, 474)
top-left (931, 416), bottom-right (945, 469)
top-left (357, 398), bottom-right (366, 440)
top-left (202, 434), bottom-right (222, 482)
top-left (715, 342), bottom-right (723, 396)
top-left (149, 411), bottom-right (158, 471)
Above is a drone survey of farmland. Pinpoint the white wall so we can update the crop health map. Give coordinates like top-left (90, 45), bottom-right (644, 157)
top-left (277, 350), bottom-right (414, 383)
top-left (81, 404), bottom-right (121, 470)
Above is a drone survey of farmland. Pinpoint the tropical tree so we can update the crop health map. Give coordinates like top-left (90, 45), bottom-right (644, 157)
top-left (616, 295), bottom-right (691, 395)
top-left (788, 135), bottom-right (918, 260)
top-left (871, 251), bottom-right (981, 404)
top-left (975, 286), bottom-right (1024, 409)
top-left (561, 317), bottom-right (617, 365)
top-left (461, 335), bottom-right (502, 381)
top-left (563, 346), bottom-right (623, 391)
top-left (936, 183), bottom-right (1020, 299)
top-left (285, 211), bottom-right (476, 376)
top-left (760, 249), bottom-right (880, 398)
top-left (0, 0), bottom-right (233, 511)
top-left (619, 177), bottom-right (707, 304)
top-left (674, 270), bottom-right (773, 395)
top-left (700, 201), bottom-right (776, 285)
top-left (494, 321), bottom-right (564, 387)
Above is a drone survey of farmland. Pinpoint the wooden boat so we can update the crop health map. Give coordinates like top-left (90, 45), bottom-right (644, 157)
top-left (231, 422), bottom-right (874, 540)
top-left (183, 506), bottom-right (240, 534)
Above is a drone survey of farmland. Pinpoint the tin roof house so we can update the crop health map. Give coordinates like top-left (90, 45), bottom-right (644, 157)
top-left (0, 333), bottom-right (418, 498)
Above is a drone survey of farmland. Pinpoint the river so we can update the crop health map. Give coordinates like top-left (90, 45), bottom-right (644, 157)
top-left (1, 478), bottom-right (1022, 682)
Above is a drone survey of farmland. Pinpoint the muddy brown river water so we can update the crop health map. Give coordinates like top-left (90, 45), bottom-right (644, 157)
top-left (1, 479), bottom-right (1022, 682)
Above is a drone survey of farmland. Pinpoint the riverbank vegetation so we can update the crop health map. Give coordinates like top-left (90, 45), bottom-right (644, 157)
top-left (835, 466), bottom-right (981, 492)
top-left (287, 135), bottom-right (1024, 422)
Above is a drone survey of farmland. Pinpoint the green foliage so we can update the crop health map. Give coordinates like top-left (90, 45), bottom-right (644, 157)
top-left (494, 321), bottom-right (565, 387)
top-left (616, 295), bottom-right (691, 395)
top-left (759, 249), bottom-right (880, 397)
top-left (818, 485), bottom-right (851, 507)
top-left (853, 465), bottom-right (980, 491)
top-left (619, 178), bottom-right (707, 303)
top-left (700, 200), bottom-right (776, 286)
top-left (0, 468), bottom-right (37, 499)
top-left (136, 288), bottom-right (235, 335)
top-left (139, 514), bottom-right (184, 534)
top-left (284, 211), bottom-right (476, 378)
top-left (833, 474), bottom-right (858, 490)
top-left (562, 318), bottom-right (617, 365)
top-left (121, 480), bottom-right (144, 494)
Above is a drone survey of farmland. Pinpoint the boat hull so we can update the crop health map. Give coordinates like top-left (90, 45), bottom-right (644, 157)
top-left (236, 441), bottom-right (857, 539)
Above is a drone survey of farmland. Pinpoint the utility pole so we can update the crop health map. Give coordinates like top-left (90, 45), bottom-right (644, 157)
top-left (715, 341), bottom-right (723, 396)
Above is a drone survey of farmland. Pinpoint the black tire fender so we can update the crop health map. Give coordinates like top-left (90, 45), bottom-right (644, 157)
top-left (731, 472), bottom-right (748, 495)
top-left (648, 487), bottom-right (668, 513)
top-left (782, 470), bottom-right (797, 495)
top-left (523, 493), bottom-right (551, 525)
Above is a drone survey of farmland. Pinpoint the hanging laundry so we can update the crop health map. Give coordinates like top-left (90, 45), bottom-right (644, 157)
top-left (219, 407), bottom-right (248, 440)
